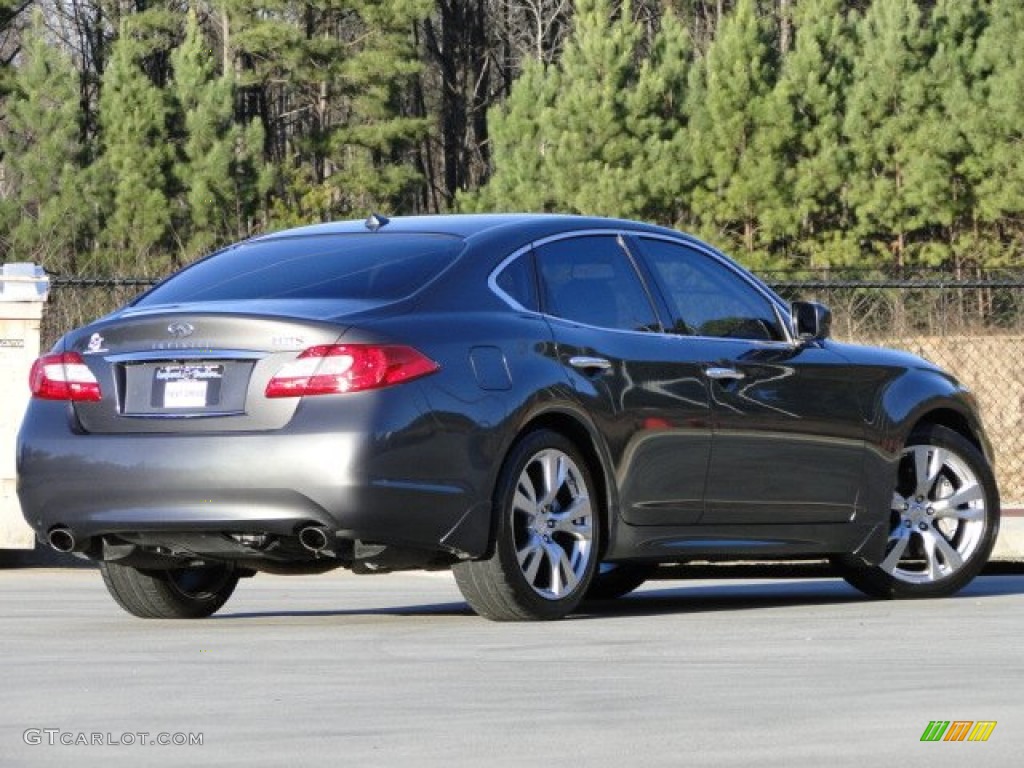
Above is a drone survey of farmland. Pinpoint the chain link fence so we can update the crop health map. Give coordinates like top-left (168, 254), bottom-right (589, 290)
top-left (39, 269), bottom-right (1024, 502)
top-left (772, 269), bottom-right (1024, 502)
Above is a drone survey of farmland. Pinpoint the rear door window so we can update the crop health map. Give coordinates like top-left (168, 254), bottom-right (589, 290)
top-left (535, 235), bottom-right (660, 332)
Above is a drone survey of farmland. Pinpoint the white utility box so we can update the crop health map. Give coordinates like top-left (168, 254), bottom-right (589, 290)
top-left (1, 263), bottom-right (49, 549)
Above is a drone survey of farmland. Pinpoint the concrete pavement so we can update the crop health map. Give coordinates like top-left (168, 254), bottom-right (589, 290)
top-left (1, 568), bottom-right (1021, 767)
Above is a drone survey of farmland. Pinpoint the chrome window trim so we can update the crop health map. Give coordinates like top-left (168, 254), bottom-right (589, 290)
top-left (487, 228), bottom-right (796, 345)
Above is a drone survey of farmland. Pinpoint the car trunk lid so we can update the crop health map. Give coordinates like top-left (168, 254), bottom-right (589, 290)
top-left (64, 303), bottom-right (355, 434)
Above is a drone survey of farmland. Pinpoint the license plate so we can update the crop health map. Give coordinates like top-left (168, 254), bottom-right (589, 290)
top-left (154, 364), bottom-right (223, 409)
top-left (163, 379), bottom-right (209, 408)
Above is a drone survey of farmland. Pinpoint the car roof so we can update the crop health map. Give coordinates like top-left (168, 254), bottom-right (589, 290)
top-left (252, 213), bottom-right (678, 245)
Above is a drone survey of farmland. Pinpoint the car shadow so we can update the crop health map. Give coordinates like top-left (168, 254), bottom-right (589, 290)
top-left (214, 571), bottom-right (1024, 621)
top-left (216, 602), bottom-right (475, 620)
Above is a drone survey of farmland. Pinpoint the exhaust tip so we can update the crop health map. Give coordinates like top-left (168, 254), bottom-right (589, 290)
top-left (48, 528), bottom-right (76, 553)
top-left (298, 526), bottom-right (330, 554)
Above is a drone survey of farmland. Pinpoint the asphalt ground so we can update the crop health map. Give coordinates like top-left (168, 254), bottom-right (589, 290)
top-left (0, 566), bottom-right (1021, 768)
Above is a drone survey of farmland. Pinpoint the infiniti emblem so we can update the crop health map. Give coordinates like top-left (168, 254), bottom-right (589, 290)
top-left (167, 322), bottom-right (195, 338)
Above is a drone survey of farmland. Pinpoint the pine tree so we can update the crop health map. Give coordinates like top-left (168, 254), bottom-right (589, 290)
top-left (843, 0), bottom-right (950, 268)
top-left (687, 0), bottom-right (782, 266)
top-left (0, 10), bottom-right (91, 272)
top-left (926, 0), bottom-right (991, 270)
top-left (464, 0), bottom-right (693, 221)
top-left (170, 8), bottom-right (269, 262)
top-left (326, 0), bottom-right (432, 215)
top-left (543, 0), bottom-right (649, 217)
top-left (628, 10), bottom-right (694, 226)
top-left (94, 23), bottom-right (173, 272)
top-left (768, 0), bottom-right (858, 269)
top-left (219, 0), bottom-right (430, 223)
top-left (966, 0), bottom-right (1024, 265)
top-left (459, 56), bottom-right (560, 212)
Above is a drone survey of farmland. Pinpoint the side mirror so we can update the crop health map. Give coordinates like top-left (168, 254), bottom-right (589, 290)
top-left (792, 301), bottom-right (832, 342)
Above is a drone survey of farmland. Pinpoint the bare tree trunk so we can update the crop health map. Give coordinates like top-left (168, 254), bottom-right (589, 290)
top-left (779, 0), bottom-right (791, 53)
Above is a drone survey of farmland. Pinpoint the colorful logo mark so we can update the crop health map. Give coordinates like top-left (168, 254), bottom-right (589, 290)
top-left (920, 721), bottom-right (997, 742)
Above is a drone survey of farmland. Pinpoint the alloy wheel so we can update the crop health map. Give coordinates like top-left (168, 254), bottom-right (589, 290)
top-left (510, 448), bottom-right (595, 600)
top-left (884, 443), bottom-right (987, 584)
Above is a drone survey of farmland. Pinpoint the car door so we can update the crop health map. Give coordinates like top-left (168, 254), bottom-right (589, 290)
top-left (530, 233), bottom-right (712, 526)
top-left (630, 235), bottom-right (867, 526)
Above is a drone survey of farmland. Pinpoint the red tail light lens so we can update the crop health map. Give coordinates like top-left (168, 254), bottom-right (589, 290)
top-left (29, 352), bottom-right (103, 402)
top-left (265, 344), bottom-right (439, 398)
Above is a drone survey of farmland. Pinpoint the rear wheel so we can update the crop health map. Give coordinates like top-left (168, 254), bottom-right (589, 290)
top-left (100, 561), bottom-right (239, 618)
top-left (454, 430), bottom-right (600, 621)
top-left (839, 425), bottom-right (999, 599)
top-left (585, 563), bottom-right (656, 601)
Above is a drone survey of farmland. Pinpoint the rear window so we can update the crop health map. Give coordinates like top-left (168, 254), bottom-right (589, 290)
top-left (134, 234), bottom-right (464, 305)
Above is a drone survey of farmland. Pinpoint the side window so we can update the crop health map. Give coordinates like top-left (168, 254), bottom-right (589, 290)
top-left (494, 253), bottom-right (540, 312)
top-left (638, 238), bottom-right (785, 341)
top-left (535, 235), bottom-right (659, 332)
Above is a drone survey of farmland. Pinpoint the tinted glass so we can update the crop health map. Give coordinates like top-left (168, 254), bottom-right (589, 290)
top-left (135, 234), bottom-right (463, 305)
top-left (536, 235), bottom-right (659, 332)
top-left (638, 238), bottom-right (784, 341)
top-left (495, 253), bottom-right (540, 311)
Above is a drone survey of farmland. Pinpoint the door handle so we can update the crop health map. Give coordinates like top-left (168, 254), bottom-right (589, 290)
top-left (569, 356), bottom-right (613, 374)
top-left (706, 367), bottom-right (745, 382)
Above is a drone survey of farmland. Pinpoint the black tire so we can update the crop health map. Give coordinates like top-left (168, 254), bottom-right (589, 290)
top-left (585, 563), bottom-right (656, 601)
top-left (838, 425), bottom-right (999, 599)
top-left (100, 561), bottom-right (240, 618)
top-left (453, 430), bottom-right (601, 621)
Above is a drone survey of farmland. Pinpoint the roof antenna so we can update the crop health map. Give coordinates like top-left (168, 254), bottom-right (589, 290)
top-left (365, 213), bottom-right (390, 232)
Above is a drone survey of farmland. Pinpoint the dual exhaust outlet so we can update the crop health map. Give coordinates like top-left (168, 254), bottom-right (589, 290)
top-left (47, 525), bottom-right (333, 556)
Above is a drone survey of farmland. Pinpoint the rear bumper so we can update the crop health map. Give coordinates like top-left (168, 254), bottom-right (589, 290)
top-left (16, 397), bottom-right (492, 559)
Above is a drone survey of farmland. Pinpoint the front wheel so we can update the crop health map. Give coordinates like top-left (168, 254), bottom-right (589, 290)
top-left (453, 430), bottom-right (600, 621)
top-left (839, 425), bottom-right (999, 599)
top-left (100, 561), bottom-right (240, 618)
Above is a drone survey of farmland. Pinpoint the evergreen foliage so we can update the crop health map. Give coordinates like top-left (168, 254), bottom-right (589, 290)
top-left (0, 11), bottom-right (90, 269)
top-left (2, 1), bottom-right (1024, 275)
top-left (464, 0), bottom-right (692, 222)
top-left (170, 8), bottom-right (268, 263)
top-left (768, 0), bottom-right (858, 268)
top-left (687, 0), bottom-right (780, 266)
top-left (95, 21), bottom-right (173, 272)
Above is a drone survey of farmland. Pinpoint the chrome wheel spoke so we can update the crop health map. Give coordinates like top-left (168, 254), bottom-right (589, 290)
top-left (931, 482), bottom-right (984, 518)
top-left (922, 527), bottom-right (963, 575)
top-left (912, 446), bottom-right (944, 498)
top-left (517, 535), bottom-right (545, 584)
top-left (881, 531), bottom-right (911, 574)
top-left (544, 540), bottom-right (578, 595)
top-left (539, 451), bottom-right (567, 507)
top-left (514, 481), bottom-right (538, 516)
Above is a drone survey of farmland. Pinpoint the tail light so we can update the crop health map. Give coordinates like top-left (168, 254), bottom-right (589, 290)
top-left (29, 352), bottom-right (103, 402)
top-left (265, 344), bottom-right (439, 398)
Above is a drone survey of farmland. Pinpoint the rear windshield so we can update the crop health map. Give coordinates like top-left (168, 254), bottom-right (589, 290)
top-left (134, 234), bottom-right (464, 305)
